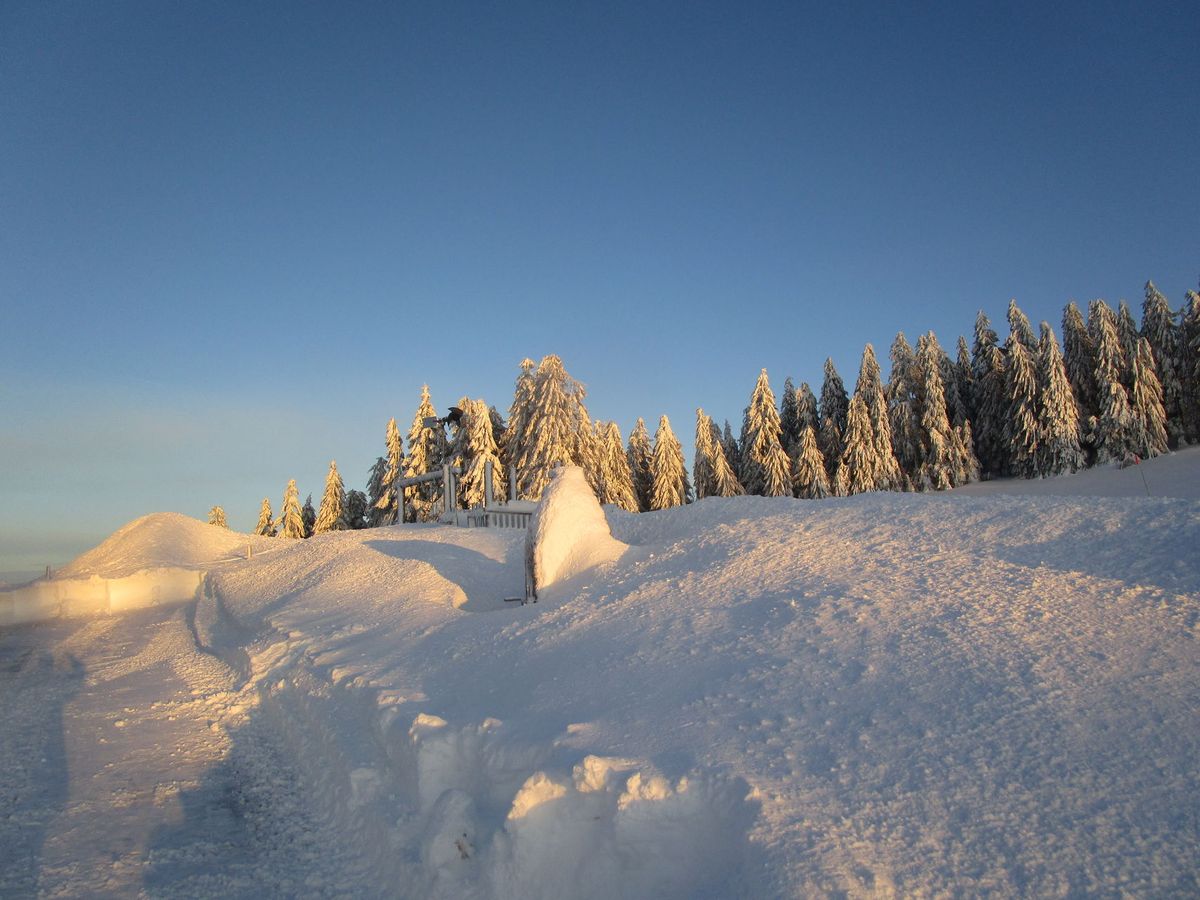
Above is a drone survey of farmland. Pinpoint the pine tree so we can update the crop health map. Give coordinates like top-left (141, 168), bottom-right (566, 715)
top-left (940, 345), bottom-right (969, 429)
top-left (1092, 308), bottom-right (1137, 463)
top-left (835, 395), bottom-right (877, 496)
top-left (1035, 322), bottom-right (1084, 476)
top-left (1183, 291), bottom-right (1200, 442)
top-left (404, 385), bottom-right (447, 522)
top-left (374, 417), bottom-right (404, 525)
top-left (817, 359), bottom-right (849, 479)
top-left (796, 383), bottom-right (819, 432)
top-left (955, 335), bottom-right (975, 426)
top-left (739, 369), bottom-right (792, 497)
top-left (597, 421), bottom-right (639, 512)
top-left (254, 498), bottom-right (277, 537)
top-left (912, 333), bottom-right (958, 489)
top-left (650, 415), bottom-right (690, 509)
top-left (1141, 281), bottom-right (1187, 447)
top-left (952, 421), bottom-right (980, 486)
top-left (502, 359), bottom-right (536, 479)
top-left (457, 399), bottom-right (505, 509)
top-left (1007, 298), bottom-right (1037, 351)
top-left (627, 417), bottom-right (654, 512)
top-left (721, 420), bottom-right (741, 477)
top-left (779, 378), bottom-right (802, 456)
top-left (1003, 323), bottom-right (1040, 479)
top-left (1116, 301), bottom-right (1140, 386)
top-left (1062, 301), bottom-right (1099, 433)
top-left (301, 494), bottom-right (316, 538)
top-left (1130, 337), bottom-right (1169, 459)
top-left (791, 425), bottom-right (829, 499)
top-left (972, 311), bottom-right (1008, 478)
top-left (512, 355), bottom-right (590, 500)
top-left (345, 490), bottom-right (368, 530)
top-left (573, 404), bottom-right (603, 497)
top-left (855, 343), bottom-right (901, 491)
top-left (1089, 300), bottom-right (1127, 387)
top-left (207, 506), bottom-right (228, 528)
top-left (278, 480), bottom-right (305, 539)
top-left (365, 456), bottom-right (388, 527)
top-left (886, 333), bottom-right (920, 482)
top-left (314, 461), bottom-right (348, 534)
top-left (694, 409), bottom-right (743, 499)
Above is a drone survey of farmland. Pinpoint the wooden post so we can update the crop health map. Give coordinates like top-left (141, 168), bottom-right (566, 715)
top-left (484, 459), bottom-right (494, 507)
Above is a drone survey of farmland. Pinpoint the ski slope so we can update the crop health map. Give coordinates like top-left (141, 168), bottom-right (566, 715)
top-left (2, 454), bottom-right (1199, 897)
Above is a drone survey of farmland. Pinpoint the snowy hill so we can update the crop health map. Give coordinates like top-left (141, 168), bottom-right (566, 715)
top-left (2, 456), bottom-right (1198, 897)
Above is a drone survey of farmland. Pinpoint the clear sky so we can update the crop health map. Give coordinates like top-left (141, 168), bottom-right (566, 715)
top-left (2, 0), bottom-right (1197, 575)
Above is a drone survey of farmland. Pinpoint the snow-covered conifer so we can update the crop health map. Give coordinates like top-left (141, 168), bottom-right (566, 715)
top-left (739, 369), bottom-right (792, 497)
top-left (314, 461), bottom-right (348, 534)
top-left (278, 480), bottom-right (305, 539)
top-left (971, 311), bottom-right (1008, 478)
top-left (886, 334), bottom-right (920, 482)
top-left (502, 359), bottom-right (536, 477)
top-left (954, 335), bottom-right (975, 427)
top-left (817, 359), bottom-right (849, 479)
top-left (1007, 299), bottom-right (1037, 351)
top-left (952, 421), bottom-right (980, 485)
top-left (650, 415), bottom-right (690, 509)
top-left (1062, 301), bottom-right (1098, 426)
top-left (457, 399), bottom-right (505, 509)
top-left (855, 343), bottom-right (901, 491)
top-left (1116, 301), bottom-right (1140, 386)
top-left (254, 498), bottom-right (276, 537)
top-left (301, 494), bottom-right (316, 538)
top-left (1035, 322), bottom-right (1084, 476)
top-left (694, 409), bottom-right (743, 499)
top-left (1092, 309), bottom-right (1137, 463)
top-left (404, 385), bottom-right (448, 522)
top-left (1141, 281), bottom-right (1187, 446)
top-left (627, 417), bottom-right (654, 512)
top-left (573, 403), bottom-right (603, 496)
top-left (792, 425), bottom-right (829, 499)
top-left (1184, 291), bottom-right (1200, 442)
top-left (914, 333), bottom-right (958, 490)
top-left (207, 506), bottom-right (228, 529)
top-left (373, 417), bottom-right (404, 525)
top-left (345, 489), bottom-right (368, 530)
top-left (596, 421), bottom-right (639, 512)
top-left (1089, 300), bottom-right (1126, 385)
top-left (512, 355), bottom-right (590, 500)
top-left (1003, 324), bottom-right (1040, 479)
top-left (779, 378), bottom-right (802, 456)
top-left (940, 345), bottom-right (969, 429)
top-left (796, 383), bottom-right (819, 433)
top-left (1130, 337), bottom-right (1169, 459)
top-left (365, 456), bottom-right (387, 527)
top-left (721, 420), bottom-right (741, 477)
top-left (835, 395), bottom-right (877, 495)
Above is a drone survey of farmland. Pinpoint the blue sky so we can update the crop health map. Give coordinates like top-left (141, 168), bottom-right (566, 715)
top-left (2, 1), bottom-right (1197, 573)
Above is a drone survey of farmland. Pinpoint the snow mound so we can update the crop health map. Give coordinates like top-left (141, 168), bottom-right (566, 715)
top-left (56, 512), bottom-right (272, 579)
top-left (525, 467), bottom-right (627, 600)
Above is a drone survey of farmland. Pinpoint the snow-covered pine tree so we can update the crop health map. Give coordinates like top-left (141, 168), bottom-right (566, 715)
top-left (1035, 322), bottom-right (1084, 476)
top-left (1116, 301), bottom-right (1140, 387)
top-left (502, 359), bottom-right (536, 481)
top-left (721, 420), bottom-right (741, 477)
top-left (1092, 307), bottom-right (1138, 464)
top-left (1141, 281), bottom-right (1187, 447)
top-left (301, 494), bottom-right (316, 538)
top-left (345, 489), bottom-right (368, 529)
top-left (954, 335), bottom-right (975, 427)
top-left (207, 506), bottom-right (228, 528)
top-left (1089, 300), bottom-right (1127, 387)
top-left (627, 417), bottom-right (654, 512)
top-left (796, 383), bottom-right (819, 433)
top-left (972, 311), bottom-right (1008, 478)
top-left (940, 344), bottom-right (969, 430)
top-left (373, 417), bottom-right (404, 525)
top-left (1184, 291), bottom-right (1200, 442)
top-left (886, 334), bottom-right (921, 483)
top-left (1007, 299), bottom-right (1037, 351)
top-left (779, 378), bottom-right (802, 456)
top-left (455, 399), bottom-right (505, 509)
top-left (1130, 337), bottom-right (1169, 459)
top-left (817, 359), bottom-right (849, 479)
top-left (739, 369), bottom-right (792, 497)
top-left (404, 385), bottom-right (448, 522)
top-left (1003, 323), bottom-right (1040, 479)
top-left (254, 498), bottom-right (277, 537)
top-left (952, 421), bottom-right (980, 486)
top-left (914, 333), bottom-right (958, 490)
top-left (855, 343), bottom-right (901, 491)
top-left (314, 461), bottom-right (348, 534)
top-left (278, 480), bottom-right (305, 539)
top-left (512, 355), bottom-right (590, 500)
top-left (792, 425), bottom-right (829, 499)
top-left (694, 409), bottom-right (743, 499)
top-left (650, 415), bottom-right (690, 509)
top-left (834, 395), bottom-right (877, 495)
top-left (572, 403), bottom-right (603, 496)
top-left (1062, 301), bottom-right (1099, 427)
top-left (365, 456), bottom-right (388, 527)
top-left (596, 421), bottom-right (639, 511)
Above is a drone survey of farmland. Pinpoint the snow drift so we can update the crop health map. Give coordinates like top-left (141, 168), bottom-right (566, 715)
top-left (524, 466), bottom-right (627, 600)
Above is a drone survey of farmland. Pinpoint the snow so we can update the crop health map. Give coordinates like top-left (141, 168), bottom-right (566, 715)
top-left (2, 451), bottom-right (1199, 896)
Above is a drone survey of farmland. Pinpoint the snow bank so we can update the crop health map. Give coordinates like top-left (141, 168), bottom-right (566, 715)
top-left (524, 467), bottom-right (627, 600)
top-left (0, 569), bottom-right (206, 626)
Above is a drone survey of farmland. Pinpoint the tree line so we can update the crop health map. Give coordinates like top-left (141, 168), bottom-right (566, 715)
top-left (210, 279), bottom-right (1200, 534)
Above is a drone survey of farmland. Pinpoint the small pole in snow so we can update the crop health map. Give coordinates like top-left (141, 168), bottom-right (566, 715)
top-left (485, 459), bottom-right (494, 507)
top-left (1136, 456), bottom-right (1150, 496)
top-left (247, 542), bottom-right (252, 559)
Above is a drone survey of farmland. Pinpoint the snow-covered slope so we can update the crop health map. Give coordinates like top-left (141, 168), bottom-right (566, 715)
top-left (5, 453), bottom-right (1199, 897)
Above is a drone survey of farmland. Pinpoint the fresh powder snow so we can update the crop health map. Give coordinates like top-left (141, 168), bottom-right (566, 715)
top-left (2, 450), bottom-right (1199, 897)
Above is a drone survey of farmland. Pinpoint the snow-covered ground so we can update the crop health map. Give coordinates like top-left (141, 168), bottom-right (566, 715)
top-left (2, 453), bottom-right (1198, 897)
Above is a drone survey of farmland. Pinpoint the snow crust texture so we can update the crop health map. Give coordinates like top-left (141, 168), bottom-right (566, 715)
top-left (3, 452), bottom-right (1199, 897)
